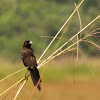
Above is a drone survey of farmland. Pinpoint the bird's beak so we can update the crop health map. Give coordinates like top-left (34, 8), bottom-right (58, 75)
top-left (29, 41), bottom-right (32, 44)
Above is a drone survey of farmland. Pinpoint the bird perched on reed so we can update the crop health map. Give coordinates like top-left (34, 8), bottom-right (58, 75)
top-left (21, 40), bottom-right (41, 91)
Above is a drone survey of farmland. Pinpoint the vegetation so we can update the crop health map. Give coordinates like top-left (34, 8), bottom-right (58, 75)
top-left (0, 58), bottom-right (100, 100)
top-left (0, 57), bottom-right (100, 82)
top-left (0, 1), bottom-right (100, 99)
top-left (0, 0), bottom-right (100, 60)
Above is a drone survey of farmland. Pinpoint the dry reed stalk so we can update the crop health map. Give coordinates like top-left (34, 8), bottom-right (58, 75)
top-left (0, 67), bottom-right (28, 83)
top-left (39, 28), bottom-right (100, 66)
top-left (0, 2), bottom-right (85, 95)
top-left (40, 36), bottom-right (69, 40)
top-left (29, 14), bottom-right (74, 99)
top-left (0, 77), bottom-right (25, 96)
top-left (1, 84), bottom-right (19, 100)
top-left (29, 23), bottom-right (72, 100)
top-left (38, 30), bottom-right (100, 69)
top-left (1, 1), bottom-right (100, 99)
top-left (72, 49), bottom-right (75, 85)
top-left (13, 80), bottom-right (26, 100)
top-left (29, 45), bottom-right (77, 100)
top-left (29, 62), bottom-right (51, 100)
top-left (28, 17), bottom-right (100, 100)
top-left (13, 74), bottom-right (30, 100)
top-left (54, 18), bottom-right (72, 52)
top-left (90, 28), bottom-right (100, 34)
top-left (1, 82), bottom-right (20, 100)
top-left (83, 40), bottom-right (100, 50)
top-left (74, 3), bottom-right (82, 61)
top-left (38, 15), bottom-right (100, 69)
top-left (37, 0), bottom-right (84, 63)
top-left (87, 65), bottom-right (100, 87)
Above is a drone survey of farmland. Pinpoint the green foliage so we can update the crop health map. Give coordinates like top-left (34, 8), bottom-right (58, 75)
top-left (0, 0), bottom-right (99, 60)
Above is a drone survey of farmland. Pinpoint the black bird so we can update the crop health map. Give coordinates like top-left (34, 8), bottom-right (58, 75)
top-left (21, 40), bottom-right (41, 91)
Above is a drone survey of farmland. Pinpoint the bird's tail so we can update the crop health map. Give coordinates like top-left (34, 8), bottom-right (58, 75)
top-left (29, 67), bottom-right (41, 91)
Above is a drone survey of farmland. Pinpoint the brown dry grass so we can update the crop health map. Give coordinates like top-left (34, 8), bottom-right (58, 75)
top-left (0, 57), bottom-right (100, 100)
top-left (1, 80), bottom-right (100, 100)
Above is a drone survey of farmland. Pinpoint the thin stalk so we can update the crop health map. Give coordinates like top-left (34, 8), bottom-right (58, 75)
top-left (29, 64), bottom-right (48, 100)
top-left (72, 50), bottom-right (75, 85)
top-left (0, 67), bottom-right (28, 83)
top-left (75, 3), bottom-right (82, 61)
top-left (13, 74), bottom-right (30, 100)
top-left (0, 78), bottom-right (25, 96)
top-left (1, 82), bottom-right (20, 100)
top-left (38, 30), bottom-right (100, 68)
top-left (40, 36), bottom-right (68, 40)
top-left (37, 0), bottom-right (84, 63)
top-left (38, 15), bottom-right (100, 69)
top-left (13, 80), bottom-right (26, 100)
top-left (83, 40), bottom-right (100, 50)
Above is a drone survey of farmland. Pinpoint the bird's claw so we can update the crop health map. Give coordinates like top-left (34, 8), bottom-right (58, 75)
top-left (25, 75), bottom-right (28, 81)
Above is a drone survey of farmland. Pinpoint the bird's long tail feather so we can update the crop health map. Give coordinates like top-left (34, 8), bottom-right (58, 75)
top-left (29, 67), bottom-right (41, 91)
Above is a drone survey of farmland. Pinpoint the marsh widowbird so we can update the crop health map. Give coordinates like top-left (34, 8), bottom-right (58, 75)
top-left (21, 40), bottom-right (41, 91)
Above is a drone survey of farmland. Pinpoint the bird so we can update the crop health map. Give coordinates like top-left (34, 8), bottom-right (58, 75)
top-left (21, 40), bottom-right (41, 91)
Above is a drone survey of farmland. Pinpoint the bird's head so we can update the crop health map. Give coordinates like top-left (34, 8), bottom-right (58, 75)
top-left (23, 40), bottom-right (32, 48)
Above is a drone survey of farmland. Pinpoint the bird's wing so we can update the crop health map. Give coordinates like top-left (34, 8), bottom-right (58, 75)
top-left (21, 48), bottom-right (37, 68)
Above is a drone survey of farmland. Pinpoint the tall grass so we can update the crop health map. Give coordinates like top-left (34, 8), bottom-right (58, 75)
top-left (0, 0), bottom-right (100, 99)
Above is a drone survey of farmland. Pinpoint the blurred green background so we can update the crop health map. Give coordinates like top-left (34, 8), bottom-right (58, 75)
top-left (0, 0), bottom-right (100, 100)
top-left (0, 0), bottom-right (100, 60)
